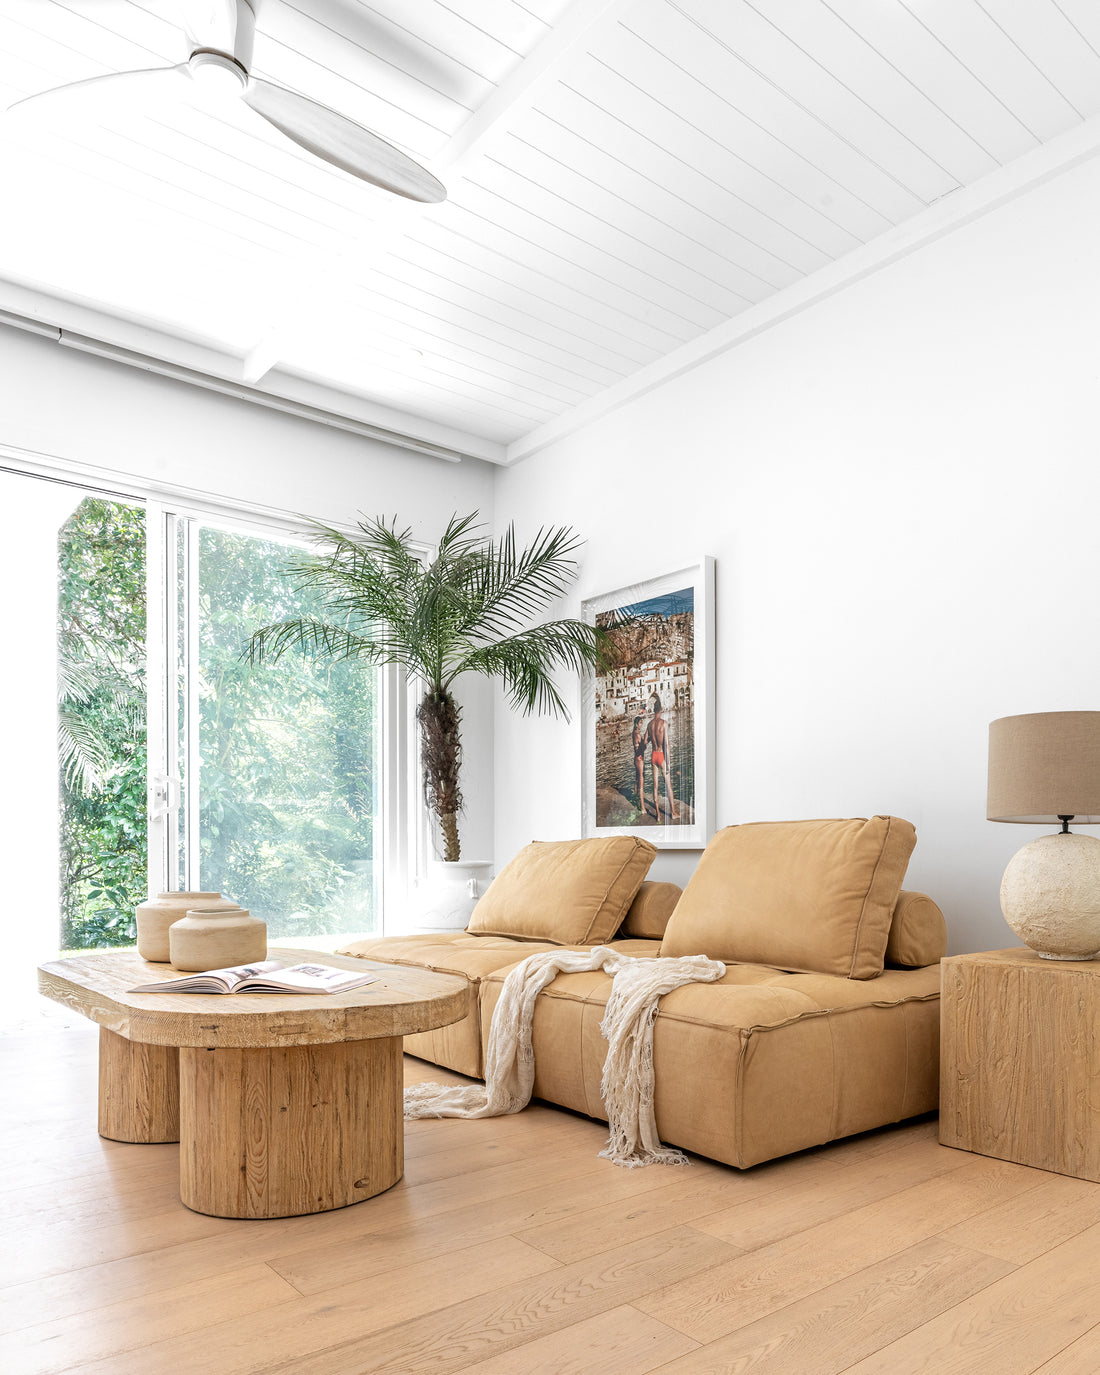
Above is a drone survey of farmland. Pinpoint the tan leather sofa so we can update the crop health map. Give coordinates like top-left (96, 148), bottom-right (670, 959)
top-left (339, 818), bottom-right (945, 1170)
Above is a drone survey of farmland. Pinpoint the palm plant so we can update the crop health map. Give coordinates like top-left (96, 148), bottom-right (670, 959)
top-left (245, 512), bottom-right (612, 861)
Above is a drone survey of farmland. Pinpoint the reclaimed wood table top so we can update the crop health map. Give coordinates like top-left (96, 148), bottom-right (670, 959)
top-left (37, 946), bottom-right (468, 1049)
top-left (943, 946), bottom-right (1099, 970)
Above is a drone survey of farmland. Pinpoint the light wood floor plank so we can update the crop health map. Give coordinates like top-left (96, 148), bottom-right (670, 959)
top-left (0, 1136), bottom-right (626, 1332)
top-left (269, 1154), bottom-right (692, 1296)
top-left (635, 1157), bottom-right (1043, 1343)
top-left (839, 1221), bottom-right (1100, 1374)
top-left (402, 1106), bottom-right (599, 1159)
top-left (0, 1152), bottom-right (177, 1219)
top-left (937, 1171), bottom-right (1100, 1265)
top-left (816, 1114), bottom-right (940, 1166)
top-left (0, 1172), bottom-right (188, 1231)
top-left (516, 1148), bottom-right (846, 1266)
top-left (269, 1226), bottom-right (736, 1375)
top-left (0, 1205), bottom-right (243, 1290)
top-left (1031, 1322), bottom-right (1100, 1373)
top-left (639, 1238), bottom-right (1014, 1375)
top-left (0, 1264), bottom-right (299, 1375)
top-left (0, 1137), bottom-right (157, 1196)
top-left (693, 1133), bottom-right (968, 1253)
top-left (58, 1236), bottom-right (563, 1375)
top-left (451, 1303), bottom-right (698, 1375)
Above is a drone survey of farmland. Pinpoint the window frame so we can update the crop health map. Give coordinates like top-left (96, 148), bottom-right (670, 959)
top-left (2, 443), bottom-right (419, 939)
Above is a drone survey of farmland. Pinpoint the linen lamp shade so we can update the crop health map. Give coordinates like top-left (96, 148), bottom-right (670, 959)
top-left (988, 711), bottom-right (1100, 824)
top-left (987, 711), bottom-right (1100, 960)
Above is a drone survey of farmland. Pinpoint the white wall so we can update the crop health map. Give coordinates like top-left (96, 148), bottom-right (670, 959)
top-left (493, 152), bottom-right (1100, 957)
top-left (0, 327), bottom-right (497, 867)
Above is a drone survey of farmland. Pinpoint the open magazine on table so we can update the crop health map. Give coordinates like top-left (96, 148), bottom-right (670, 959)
top-left (130, 960), bottom-right (379, 995)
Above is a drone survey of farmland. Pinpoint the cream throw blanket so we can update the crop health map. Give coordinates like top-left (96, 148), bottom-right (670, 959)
top-left (403, 946), bottom-right (726, 1167)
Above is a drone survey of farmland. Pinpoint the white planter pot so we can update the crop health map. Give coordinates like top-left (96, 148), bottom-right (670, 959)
top-left (408, 859), bottom-right (493, 933)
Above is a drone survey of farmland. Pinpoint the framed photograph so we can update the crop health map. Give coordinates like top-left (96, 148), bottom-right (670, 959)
top-left (581, 558), bottom-right (715, 849)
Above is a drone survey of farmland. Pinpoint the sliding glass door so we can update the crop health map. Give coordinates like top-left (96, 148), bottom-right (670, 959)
top-left (157, 513), bottom-right (383, 942)
top-left (2, 464), bottom-right (386, 961)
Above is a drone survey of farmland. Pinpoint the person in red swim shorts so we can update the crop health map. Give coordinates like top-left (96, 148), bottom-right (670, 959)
top-left (645, 695), bottom-right (678, 822)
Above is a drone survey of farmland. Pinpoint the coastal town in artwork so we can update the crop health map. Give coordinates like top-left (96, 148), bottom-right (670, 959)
top-left (593, 586), bottom-right (695, 829)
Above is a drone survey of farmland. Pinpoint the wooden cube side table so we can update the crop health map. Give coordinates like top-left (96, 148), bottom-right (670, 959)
top-left (940, 947), bottom-right (1100, 1182)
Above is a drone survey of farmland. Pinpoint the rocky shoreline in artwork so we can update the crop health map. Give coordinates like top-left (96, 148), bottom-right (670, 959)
top-left (594, 702), bottom-right (695, 828)
top-left (595, 784), bottom-right (696, 828)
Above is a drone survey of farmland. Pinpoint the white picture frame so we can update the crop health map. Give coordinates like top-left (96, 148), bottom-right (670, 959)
top-left (581, 558), bottom-right (715, 849)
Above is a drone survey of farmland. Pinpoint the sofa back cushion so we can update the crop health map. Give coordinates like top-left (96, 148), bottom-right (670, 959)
top-left (885, 890), bottom-right (947, 967)
top-left (468, 836), bottom-right (657, 945)
top-left (617, 881), bottom-right (683, 939)
top-left (660, 816), bottom-right (917, 979)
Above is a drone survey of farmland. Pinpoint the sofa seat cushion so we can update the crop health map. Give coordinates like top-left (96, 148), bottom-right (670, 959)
top-left (339, 932), bottom-right (662, 978)
top-left (335, 932), bottom-right (561, 1078)
top-left (467, 836), bottom-right (657, 944)
top-left (660, 816), bottom-right (917, 979)
top-left (336, 932), bottom-right (662, 1077)
top-left (339, 932), bottom-right (566, 981)
top-left (479, 959), bottom-right (940, 1168)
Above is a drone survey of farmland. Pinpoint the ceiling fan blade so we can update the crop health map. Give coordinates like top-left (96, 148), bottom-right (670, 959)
top-left (6, 66), bottom-right (189, 128)
top-left (242, 77), bottom-right (446, 202)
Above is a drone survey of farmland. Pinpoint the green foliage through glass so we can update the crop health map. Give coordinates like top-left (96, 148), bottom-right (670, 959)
top-left (58, 498), bottom-right (147, 951)
top-left (192, 526), bottom-right (379, 940)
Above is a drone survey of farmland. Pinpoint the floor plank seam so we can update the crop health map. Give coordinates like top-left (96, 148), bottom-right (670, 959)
top-left (1030, 1315), bottom-right (1100, 1374)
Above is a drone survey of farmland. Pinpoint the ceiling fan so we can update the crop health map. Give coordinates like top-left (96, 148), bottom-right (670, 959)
top-left (8, 0), bottom-right (446, 203)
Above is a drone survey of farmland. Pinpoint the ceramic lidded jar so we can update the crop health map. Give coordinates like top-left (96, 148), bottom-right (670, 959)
top-left (135, 892), bottom-right (240, 963)
top-left (169, 907), bottom-right (268, 972)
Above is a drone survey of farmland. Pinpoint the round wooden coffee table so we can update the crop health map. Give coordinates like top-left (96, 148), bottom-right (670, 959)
top-left (37, 946), bottom-right (467, 1219)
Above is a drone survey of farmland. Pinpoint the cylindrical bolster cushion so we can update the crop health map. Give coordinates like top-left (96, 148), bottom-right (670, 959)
top-left (885, 890), bottom-right (947, 967)
top-left (618, 881), bottom-right (683, 939)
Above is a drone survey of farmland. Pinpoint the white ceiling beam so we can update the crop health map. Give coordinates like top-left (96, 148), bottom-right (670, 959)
top-left (0, 275), bottom-right (507, 463)
top-left (242, 0), bottom-right (640, 401)
top-left (240, 325), bottom-right (282, 386)
top-left (437, 0), bottom-right (641, 176)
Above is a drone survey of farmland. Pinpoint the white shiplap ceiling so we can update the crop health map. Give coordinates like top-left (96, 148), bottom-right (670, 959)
top-left (2, 0), bottom-right (1099, 463)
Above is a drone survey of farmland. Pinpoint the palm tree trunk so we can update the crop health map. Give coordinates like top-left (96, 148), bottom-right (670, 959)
top-left (439, 811), bottom-right (461, 864)
top-left (417, 689), bottom-right (463, 862)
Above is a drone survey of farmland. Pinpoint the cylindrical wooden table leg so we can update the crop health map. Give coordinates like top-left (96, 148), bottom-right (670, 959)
top-left (178, 1036), bottom-right (403, 1218)
top-left (98, 1027), bottom-right (180, 1143)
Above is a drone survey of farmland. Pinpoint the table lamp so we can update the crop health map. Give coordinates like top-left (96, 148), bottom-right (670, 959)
top-left (988, 711), bottom-right (1100, 959)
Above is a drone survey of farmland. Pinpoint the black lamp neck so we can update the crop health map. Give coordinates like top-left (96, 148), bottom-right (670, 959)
top-left (1058, 815), bottom-right (1075, 834)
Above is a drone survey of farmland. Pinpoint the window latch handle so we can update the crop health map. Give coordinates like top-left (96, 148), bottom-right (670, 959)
top-left (149, 772), bottom-right (181, 820)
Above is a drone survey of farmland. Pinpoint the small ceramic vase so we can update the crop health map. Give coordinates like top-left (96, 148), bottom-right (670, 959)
top-left (135, 891), bottom-right (239, 963)
top-left (169, 907), bottom-right (268, 972)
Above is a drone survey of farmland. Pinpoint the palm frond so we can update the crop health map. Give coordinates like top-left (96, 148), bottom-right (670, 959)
top-left (451, 523), bottom-right (585, 641)
top-left (245, 618), bottom-right (397, 668)
top-left (57, 655), bottom-right (103, 707)
top-left (58, 709), bottom-right (114, 794)
top-left (451, 619), bottom-right (612, 717)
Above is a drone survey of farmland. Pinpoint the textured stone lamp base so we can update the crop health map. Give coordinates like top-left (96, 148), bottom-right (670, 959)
top-left (1000, 832), bottom-right (1100, 960)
